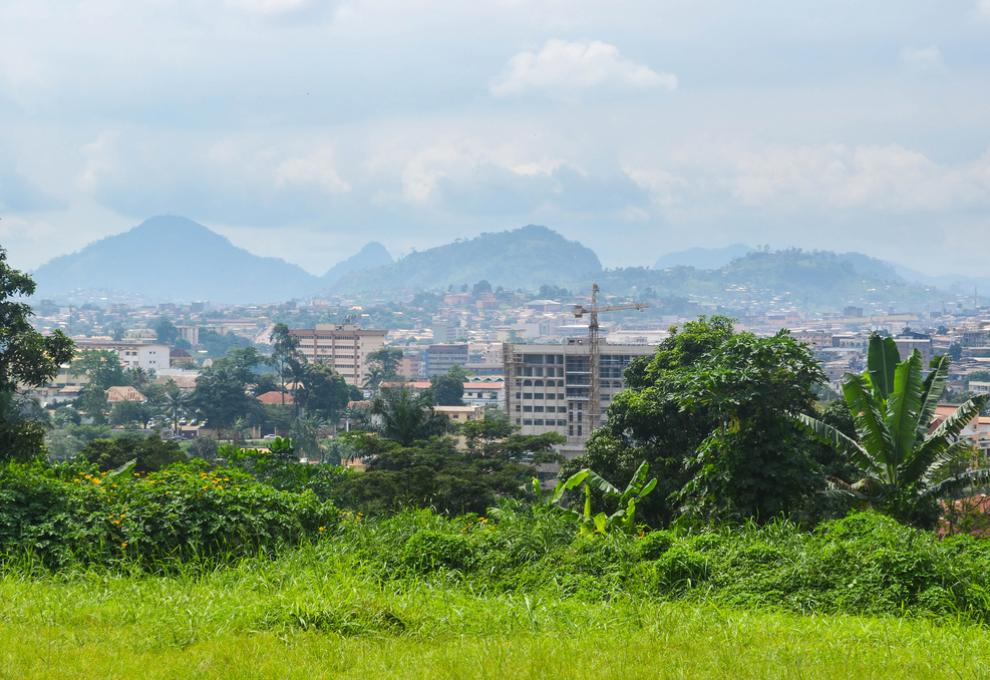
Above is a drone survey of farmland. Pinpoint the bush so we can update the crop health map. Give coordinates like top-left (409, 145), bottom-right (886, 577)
top-left (637, 530), bottom-right (676, 560)
top-left (0, 460), bottom-right (336, 569)
top-left (401, 529), bottom-right (474, 572)
top-left (649, 546), bottom-right (710, 593)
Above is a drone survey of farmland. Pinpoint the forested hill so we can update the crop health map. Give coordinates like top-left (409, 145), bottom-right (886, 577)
top-left (32, 215), bottom-right (320, 304)
top-left (329, 225), bottom-right (602, 294)
top-left (600, 249), bottom-right (946, 311)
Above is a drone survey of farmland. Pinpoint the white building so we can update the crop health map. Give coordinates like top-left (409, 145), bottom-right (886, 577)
top-left (74, 339), bottom-right (171, 373)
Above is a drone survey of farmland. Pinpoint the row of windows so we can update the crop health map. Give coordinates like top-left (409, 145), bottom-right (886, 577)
top-left (517, 379), bottom-right (565, 387)
top-left (515, 392), bottom-right (566, 400)
top-left (520, 354), bottom-right (565, 365)
top-left (516, 405), bottom-right (568, 413)
top-left (517, 419), bottom-right (568, 427)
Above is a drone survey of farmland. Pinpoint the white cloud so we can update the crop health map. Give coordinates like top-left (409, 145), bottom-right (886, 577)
top-left (223, 0), bottom-right (335, 17)
top-left (900, 45), bottom-right (944, 71)
top-left (712, 143), bottom-right (990, 212)
top-left (490, 39), bottom-right (676, 98)
top-left (274, 145), bottom-right (351, 194)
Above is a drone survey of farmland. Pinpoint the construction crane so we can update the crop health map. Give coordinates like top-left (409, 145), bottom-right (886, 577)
top-left (573, 283), bottom-right (648, 432)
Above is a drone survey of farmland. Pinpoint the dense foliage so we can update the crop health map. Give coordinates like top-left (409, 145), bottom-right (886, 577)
top-left (0, 459), bottom-right (335, 569)
top-left (575, 317), bottom-right (827, 525)
top-left (804, 334), bottom-right (990, 528)
top-left (0, 248), bottom-right (75, 461)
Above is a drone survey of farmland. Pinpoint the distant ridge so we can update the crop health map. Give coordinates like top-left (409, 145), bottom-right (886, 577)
top-left (322, 242), bottom-right (392, 286)
top-left (654, 244), bottom-right (753, 270)
top-left (32, 215), bottom-right (320, 304)
top-left (329, 225), bottom-right (602, 294)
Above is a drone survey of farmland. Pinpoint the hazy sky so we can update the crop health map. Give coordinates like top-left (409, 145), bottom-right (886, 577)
top-left (2, 0), bottom-right (989, 275)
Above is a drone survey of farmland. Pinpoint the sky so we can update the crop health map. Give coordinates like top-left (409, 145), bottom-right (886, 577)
top-left (1, 0), bottom-right (989, 275)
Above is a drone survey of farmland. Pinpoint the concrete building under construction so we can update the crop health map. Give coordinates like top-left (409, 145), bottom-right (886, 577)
top-left (503, 338), bottom-right (654, 458)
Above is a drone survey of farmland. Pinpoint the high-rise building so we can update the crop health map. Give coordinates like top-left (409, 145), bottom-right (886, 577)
top-left (289, 324), bottom-right (387, 387)
top-left (425, 343), bottom-right (469, 377)
top-left (503, 339), bottom-right (654, 458)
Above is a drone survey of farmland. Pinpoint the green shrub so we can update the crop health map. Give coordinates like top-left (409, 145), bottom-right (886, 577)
top-left (401, 529), bottom-right (474, 572)
top-left (637, 530), bottom-right (676, 560)
top-left (0, 460), bottom-right (336, 569)
top-left (649, 545), bottom-right (710, 593)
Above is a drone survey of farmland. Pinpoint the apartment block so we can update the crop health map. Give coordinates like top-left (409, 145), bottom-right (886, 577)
top-left (290, 324), bottom-right (387, 387)
top-left (74, 340), bottom-right (171, 373)
top-left (503, 339), bottom-right (654, 458)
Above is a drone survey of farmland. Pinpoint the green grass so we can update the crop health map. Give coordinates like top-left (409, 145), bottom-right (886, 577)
top-left (3, 546), bottom-right (990, 679)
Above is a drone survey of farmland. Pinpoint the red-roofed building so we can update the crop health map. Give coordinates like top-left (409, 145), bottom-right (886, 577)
top-left (256, 390), bottom-right (294, 406)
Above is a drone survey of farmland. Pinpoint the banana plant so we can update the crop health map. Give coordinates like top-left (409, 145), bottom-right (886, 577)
top-left (801, 334), bottom-right (990, 527)
top-left (546, 461), bottom-right (658, 535)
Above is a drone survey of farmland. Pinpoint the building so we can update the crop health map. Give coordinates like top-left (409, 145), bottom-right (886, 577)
top-left (462, 380), bottom-right (506, 410)
top-left (503, 339), bottom-right (655, 459)
top-left (74, 340), bottom-right (171, 373)
top-left (289, 324), bottom-right (387, 387)
top-left (895, 337), bottom-right (935, 365)
top-left (434, 404), bottom-right (486, 425)
top-left (425, 344), bottom-right (469, 377)
top-left (105, 385), bottom-right (147, 403)
top-left (397, 351), bottom-right (424, 380)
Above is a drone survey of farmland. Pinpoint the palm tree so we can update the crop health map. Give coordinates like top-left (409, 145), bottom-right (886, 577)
top-left (372, 387), bottom-right (447, 446)
top-left (802, 334), bottom-right (990, 527)
top-left (162, 380), bottom-right (186, 436)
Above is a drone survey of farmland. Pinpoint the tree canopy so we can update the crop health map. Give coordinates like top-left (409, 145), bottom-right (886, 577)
top-left (0, 249), bottom-right (75, 460)
top-left (574, 317), bottom-right (826, 525)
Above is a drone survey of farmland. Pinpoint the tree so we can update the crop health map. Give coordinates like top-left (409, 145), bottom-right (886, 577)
top-left (801, 334), bottom-right (990, 528)
top-left (573, 317), bottom-right (826, 525)
top-left (79, 434), bottom-right (186, 473)
top-left (334, 433), bottom-right (557, 516)
top-left (472, 279), bottom-right (492, 295)
top-left (71, 350), bottom-right (126, 390)
top-left (372, 387), bottom-right (448, 445)
top-left (160, 379), bottom-right (187, 435)
top-left (0, 249), bottom-right (74, 457)
top-left (153, 317), bottom-right (179, 345)
top-left (268, 323), bottom-right (300, 406)
top-left (431, 366), bottom-right (466, 406)
top-left (188, 348), bottom-right (264, 437)
top-left (109, 400), bottom-right (153, 428)
top-left (364, 347), bottom-right (403, 391)
top-left (295, 362), bottom-right (350, 423)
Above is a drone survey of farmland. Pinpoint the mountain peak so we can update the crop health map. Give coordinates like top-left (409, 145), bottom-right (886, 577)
top-left (33, 216), bottom-right (317, 303)
top-left (322, 241), bottom-right (394, 284)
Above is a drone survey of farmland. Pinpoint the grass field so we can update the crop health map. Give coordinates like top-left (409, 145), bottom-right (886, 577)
top-left (3, 548), bottom-right (990, 679)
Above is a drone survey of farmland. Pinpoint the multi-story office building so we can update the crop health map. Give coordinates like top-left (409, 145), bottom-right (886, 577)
top-left (73, 339), bottom-right (171, 373)
top-left (503, 339), bottom-right (654, 458)
top-left (289, 324), bottom-right (387, 387)
top-left (425, 343), bottom-right (469, 377)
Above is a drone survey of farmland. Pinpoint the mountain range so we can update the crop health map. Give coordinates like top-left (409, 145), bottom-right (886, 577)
top-left (30, 216), bottom-right (601, 303)
top-left (28, 214), bottom-right (969, 311)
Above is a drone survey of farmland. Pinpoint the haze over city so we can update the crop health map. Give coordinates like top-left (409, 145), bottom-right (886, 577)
top-left (2, 1), bottom-right (990, 275)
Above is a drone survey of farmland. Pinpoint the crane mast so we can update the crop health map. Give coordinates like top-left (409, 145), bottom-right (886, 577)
top-left (573, 283), bottom-right (648, 433)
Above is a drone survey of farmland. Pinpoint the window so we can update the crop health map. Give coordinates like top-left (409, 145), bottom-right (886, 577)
top-left (533, 406), bottom-right (544, 412)
top-left (523, 406), bottom-right (533, 412)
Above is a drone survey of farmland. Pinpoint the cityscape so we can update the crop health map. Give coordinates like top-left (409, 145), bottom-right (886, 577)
top-left (3, 0), bottom-right (990, 676)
